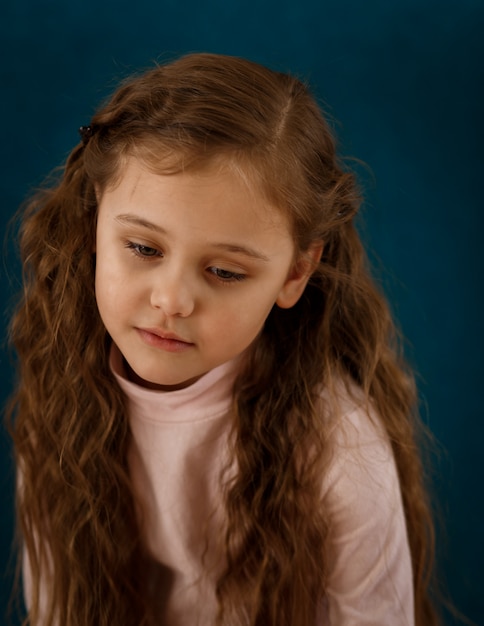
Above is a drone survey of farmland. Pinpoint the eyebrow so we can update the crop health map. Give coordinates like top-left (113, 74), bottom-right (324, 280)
top-left (114, 213), bottom-right (270, 262)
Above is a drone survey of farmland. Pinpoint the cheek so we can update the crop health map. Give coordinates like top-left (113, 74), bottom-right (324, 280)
top-left (95, 259), bottom-right (125, 318)
top-left (96, 246), bottom-right (129, 293)
top-left (95, 263), bottom-right (111, 307)
top-left (214, 298), bottom-right (275, 341)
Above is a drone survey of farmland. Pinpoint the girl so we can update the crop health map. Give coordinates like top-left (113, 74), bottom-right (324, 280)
top-left (9, 53), bottom-right (437, 625)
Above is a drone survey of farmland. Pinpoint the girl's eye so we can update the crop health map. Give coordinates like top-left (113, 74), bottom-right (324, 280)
top-left (125, 241), bottom-right (162, 259)
top-left (208, 267), bottom-right (246, 283)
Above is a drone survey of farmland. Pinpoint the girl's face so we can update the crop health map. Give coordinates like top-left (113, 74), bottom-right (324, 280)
top-left (95, 157), bottom-right (318, 390)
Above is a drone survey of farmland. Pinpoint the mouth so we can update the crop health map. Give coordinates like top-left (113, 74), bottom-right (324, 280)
top-left (136, 328), bottom-right (195, 353)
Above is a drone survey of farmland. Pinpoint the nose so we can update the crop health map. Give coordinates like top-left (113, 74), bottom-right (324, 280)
top-left (150, 266), bottom-right (196, 318)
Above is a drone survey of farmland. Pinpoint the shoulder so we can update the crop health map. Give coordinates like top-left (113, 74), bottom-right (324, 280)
top-left (318, 384), bottom-right (415, 625)
top-left (322, 386), bottom-right (397, 502)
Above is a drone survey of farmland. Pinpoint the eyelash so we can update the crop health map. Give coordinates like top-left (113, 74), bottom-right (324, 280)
top-left (207, 267), bottom-right (247, 283)
top-left (124, 241), bottom-right (162, 259)
top-left (124, 241), bottom-right (247, 284)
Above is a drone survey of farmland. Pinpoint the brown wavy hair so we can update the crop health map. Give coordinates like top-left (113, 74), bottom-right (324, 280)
top-left (9, 53), bottom-right (437, 625)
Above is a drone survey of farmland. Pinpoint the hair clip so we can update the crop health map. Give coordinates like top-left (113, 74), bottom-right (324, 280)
top-left (78, 125), bottom-right (93, 146)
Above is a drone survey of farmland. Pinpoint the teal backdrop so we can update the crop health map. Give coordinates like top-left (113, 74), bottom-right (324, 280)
top-left (1, 1), bottom-right (482, 624)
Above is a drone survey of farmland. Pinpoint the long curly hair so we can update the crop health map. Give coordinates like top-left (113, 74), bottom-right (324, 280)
top-left (8, 53), bottom-right (437, 625)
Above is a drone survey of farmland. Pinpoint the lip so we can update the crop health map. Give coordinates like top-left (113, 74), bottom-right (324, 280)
top-left (136, 327), bottom-right (195, 353)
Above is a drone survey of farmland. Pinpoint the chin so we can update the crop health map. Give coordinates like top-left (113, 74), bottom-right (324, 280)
top-left (127, 362), bottom-right (201, 391)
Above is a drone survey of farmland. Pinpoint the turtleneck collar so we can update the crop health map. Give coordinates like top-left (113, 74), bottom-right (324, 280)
top-left (110, 343), bottom-right (241, 424)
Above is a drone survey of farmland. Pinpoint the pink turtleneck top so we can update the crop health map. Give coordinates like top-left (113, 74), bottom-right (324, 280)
top-left (111, 349), bottom-right (414, 625)
top-left (23, 348), bottom-right (414, 625)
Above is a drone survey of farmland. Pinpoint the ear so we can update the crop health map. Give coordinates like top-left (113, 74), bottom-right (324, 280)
top-left (276, 242), bottom-right (323, 309)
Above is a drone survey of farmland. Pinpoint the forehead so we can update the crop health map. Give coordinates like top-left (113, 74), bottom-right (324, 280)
top-left (99, 155), bottom-right (293, 237)
top-left (105, 140), bottom-right (286, 202)
top-left (102, 149), bottom-right (289, 221)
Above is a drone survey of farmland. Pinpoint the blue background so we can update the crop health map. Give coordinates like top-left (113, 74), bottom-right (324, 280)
top-left (1, 1), bottom-right (482, 624)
